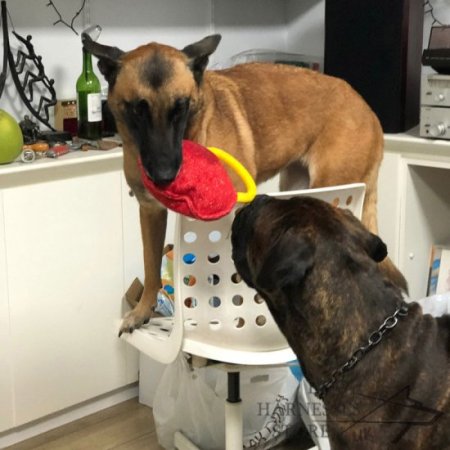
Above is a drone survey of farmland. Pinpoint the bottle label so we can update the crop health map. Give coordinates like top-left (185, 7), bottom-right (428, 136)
top-left (87, 93), bottom-right (102, 122)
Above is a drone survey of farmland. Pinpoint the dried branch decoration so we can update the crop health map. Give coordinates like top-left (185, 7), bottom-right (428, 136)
top-left (424, 0), bottom-right (448, 27)
top-left (46, 0), bottom-right (87, 35)
top-left (0, 1), bottom-right (57, 130)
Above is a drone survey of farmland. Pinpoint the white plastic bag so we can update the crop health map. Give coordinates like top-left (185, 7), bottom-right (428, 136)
top-left (417, 291), bottom-right (450, 316)
top-left (153, 355), bottom-right (300, 449)
top-left (297, 378), bottom-right (330, 450)
top-left (152, 354), bottom-right (225, 450)
top-left (213, 366), bottom-right (301, 449)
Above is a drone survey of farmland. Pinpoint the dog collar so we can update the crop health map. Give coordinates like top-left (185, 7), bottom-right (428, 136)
top-left (315, 302), bottom-right (409, 400)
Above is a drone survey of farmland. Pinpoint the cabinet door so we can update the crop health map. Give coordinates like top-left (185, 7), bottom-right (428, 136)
top-left (120, 175), bottom-right (142, 384)
top-left (377, 152), bottom-right (402, 266)
top-left (3, 170), bottom-right (136, 426)
top-left (0, 192), bottom-right (14, 432)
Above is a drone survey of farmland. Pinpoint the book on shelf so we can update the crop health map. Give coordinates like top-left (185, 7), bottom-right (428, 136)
top-left (427, 245), bottom-right (450, 296)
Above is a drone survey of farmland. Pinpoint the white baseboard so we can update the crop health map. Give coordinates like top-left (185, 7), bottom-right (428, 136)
top-left (0, 383), bottom-right (138, 448)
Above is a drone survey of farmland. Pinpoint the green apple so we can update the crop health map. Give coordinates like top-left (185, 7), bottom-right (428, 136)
top-left (0, 109), bottom-right (23, 164)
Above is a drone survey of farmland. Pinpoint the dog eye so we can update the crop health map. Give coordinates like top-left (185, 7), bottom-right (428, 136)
top-left (122, 99), bottom-right (152, 128)
top-left (134, 99), bottom-right (150, 115)
top-left (124, 99), bottom-right (150, 117)
top-left (169, 97), bottom-right (189, 119)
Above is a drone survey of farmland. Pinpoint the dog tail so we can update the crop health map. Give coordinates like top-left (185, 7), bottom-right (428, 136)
top-left (362, 182), bottom-right (409, 294)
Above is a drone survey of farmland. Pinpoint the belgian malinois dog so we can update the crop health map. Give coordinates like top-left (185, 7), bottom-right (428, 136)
top-left (83, 34), bottom-right (407, 335)
top-left (231, 195), bottom-right (449, 450)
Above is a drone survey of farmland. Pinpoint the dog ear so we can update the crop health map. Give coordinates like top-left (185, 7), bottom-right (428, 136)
top-left (366, 232), bottom-right (388, 262)
top-left (256, 231), bottom-right (315, 294)
top-left (182, 34), bottom-right (221, 84)
top-left (82, 34), bottom-right (124, 87)
top-left (340, 209), bottom-right (387, 263)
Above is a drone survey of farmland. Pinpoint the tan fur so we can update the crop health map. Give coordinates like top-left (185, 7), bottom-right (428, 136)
top-left (106, 41), bottom-right (406, 334)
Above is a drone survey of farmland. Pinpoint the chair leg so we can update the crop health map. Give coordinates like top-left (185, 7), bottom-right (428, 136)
top-left (225, 372), bottom-right (243, 450)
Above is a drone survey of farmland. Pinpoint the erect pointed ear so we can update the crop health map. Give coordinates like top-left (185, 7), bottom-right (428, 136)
top-left (82, 34), bottom-right (124, 88)
top-left (256, 230), bottom-right (315, 294)
top-left (182, 34), bottom-right (221, 84)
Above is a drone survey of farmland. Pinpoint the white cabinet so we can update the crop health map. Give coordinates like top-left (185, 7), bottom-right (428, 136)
top-left (0, 151), bottom-right (139, 428)
top-left (0, 194), bottom-right (14, 432)
top-left (378, 131), bottom-right (450, 301)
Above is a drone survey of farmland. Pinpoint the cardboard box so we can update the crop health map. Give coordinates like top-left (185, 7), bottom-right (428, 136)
top-left (125, 277), bottom-right (144, 309)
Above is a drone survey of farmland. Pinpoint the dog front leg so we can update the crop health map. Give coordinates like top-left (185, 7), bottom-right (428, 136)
top-left (119, 201), bottom-right (167, 336)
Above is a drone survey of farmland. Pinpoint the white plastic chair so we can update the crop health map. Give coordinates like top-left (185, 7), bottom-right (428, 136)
top-left (120, 183), bottom-right (366, 450)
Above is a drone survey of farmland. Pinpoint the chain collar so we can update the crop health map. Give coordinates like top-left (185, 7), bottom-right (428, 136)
top-left (315, 302), bottom-right (409, 400)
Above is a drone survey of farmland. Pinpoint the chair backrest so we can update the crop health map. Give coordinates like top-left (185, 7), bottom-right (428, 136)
top-left (175, 183), bottom-right (366, 365)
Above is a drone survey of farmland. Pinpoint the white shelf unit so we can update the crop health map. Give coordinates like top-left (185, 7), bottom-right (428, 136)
top-left (378, 130), bottom-right (450, 301)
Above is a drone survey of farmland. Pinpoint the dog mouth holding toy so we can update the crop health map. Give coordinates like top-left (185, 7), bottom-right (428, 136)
top-left (139, 139), bottom-right (256, 220)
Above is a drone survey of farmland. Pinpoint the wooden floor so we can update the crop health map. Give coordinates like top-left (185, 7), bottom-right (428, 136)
top-left (4, 399), bottom-right (161, 450)
top-left (4, 398), bottom-right (313, 450)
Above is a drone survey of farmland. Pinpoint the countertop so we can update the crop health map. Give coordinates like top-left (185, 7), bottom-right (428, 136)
top-left (384, 126), bottom-right (450, 164)
top-left (0, 144), bottom-right (124, 188)
top-left (1, 127), bottom-right (450, 182)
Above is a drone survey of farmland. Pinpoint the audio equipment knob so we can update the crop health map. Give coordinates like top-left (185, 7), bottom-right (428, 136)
top-left (429, 122), bottom-right (446, 137)
top-left (435, 93), bottom-right (446, 102)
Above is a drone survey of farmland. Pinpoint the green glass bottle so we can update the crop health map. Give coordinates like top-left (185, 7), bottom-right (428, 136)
top-left (76, 47), bottom-right (102, 140)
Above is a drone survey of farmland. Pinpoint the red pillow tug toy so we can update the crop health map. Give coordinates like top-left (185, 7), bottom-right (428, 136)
top-left (139, 140), bottom-right (256, 220)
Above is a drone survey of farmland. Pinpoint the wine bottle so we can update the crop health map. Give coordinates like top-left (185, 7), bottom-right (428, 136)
top-left (76, 47), bottom-right (102, 140)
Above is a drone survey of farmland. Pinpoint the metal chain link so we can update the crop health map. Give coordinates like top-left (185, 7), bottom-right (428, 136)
top-left (315, 302), bottom-right (409, 400)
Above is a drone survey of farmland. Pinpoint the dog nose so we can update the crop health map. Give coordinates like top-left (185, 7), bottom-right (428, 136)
top-left (151, 169), bottom-right (179, 186)
top-left (153, 175), bottom-right (175, 186)
top-left (251, 194), bottom-right (271, 208)
top-left (236, 195), bottom-right (270, 215)
top-left (234, 195), bottom-right (270, 226)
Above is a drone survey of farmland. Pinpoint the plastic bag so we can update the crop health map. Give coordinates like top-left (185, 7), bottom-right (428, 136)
top-left (213, 366), bottom-right (301, 449)
top-left (417, 291), bottom-right (450, 317)
top-left (153, 354), bottom-right (225, 450)
top-left (155, 245), bottom-right (175, 316)
top-left (153, 356), bottom-right (300, 449)
top-left (297, 379), bottom-right (330, 450)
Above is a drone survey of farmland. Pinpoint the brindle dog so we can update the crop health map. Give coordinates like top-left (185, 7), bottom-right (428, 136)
top-left (231, 195), bottom-right (449, 450)
top-left (83, 34), bottom-right (407, 335)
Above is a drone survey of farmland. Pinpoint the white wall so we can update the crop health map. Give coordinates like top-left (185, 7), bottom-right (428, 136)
top-left (212, 0), bottom-right (288, 61)
top-left (286, 0), bottom-right (325, 57)
top-left (0, 0), bottom-right (290, 124)
top-left (2, 1), bottom-right (448, 125)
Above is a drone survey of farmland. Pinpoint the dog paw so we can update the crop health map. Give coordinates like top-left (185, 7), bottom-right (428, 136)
top-left (118, 309), bottom-right (152, 337)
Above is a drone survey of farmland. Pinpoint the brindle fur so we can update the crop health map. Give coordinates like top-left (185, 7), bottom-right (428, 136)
top-left (83, 34), bottom-right (407, 335)
top-left (231, 195), bottom-right (450, 450)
